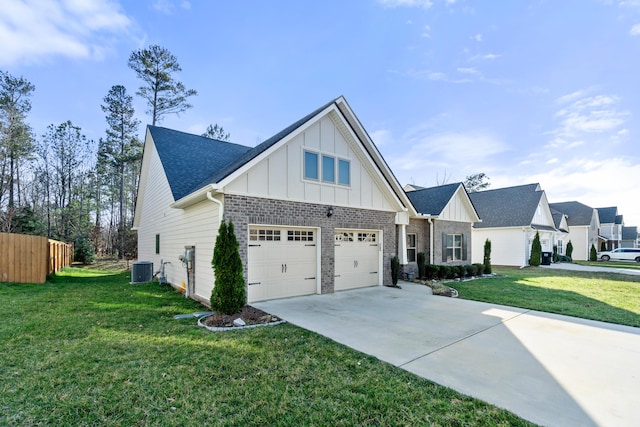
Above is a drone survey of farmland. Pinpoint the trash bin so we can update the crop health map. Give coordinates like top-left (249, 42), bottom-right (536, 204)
top-left (541, 252), bottom-right (552, 265)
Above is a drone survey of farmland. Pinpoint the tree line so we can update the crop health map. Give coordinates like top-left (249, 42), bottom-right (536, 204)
top-left (0, 45), bottom-right (229, 260)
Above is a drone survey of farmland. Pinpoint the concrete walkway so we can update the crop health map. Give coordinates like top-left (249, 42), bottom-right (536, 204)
top-left (254, 282), bottom-right (640, 427)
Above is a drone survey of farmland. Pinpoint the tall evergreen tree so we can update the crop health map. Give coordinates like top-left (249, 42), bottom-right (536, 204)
top-left (128, 45), bottom-right (197, 125)
top-left (101, 85), bottom-right (141, 258)
top-left (211, 220), bottom-right (246, 314)
top-left (529, 232), bottom-right (542, 266)
top-left (0, 71), bottom-right (35, 210)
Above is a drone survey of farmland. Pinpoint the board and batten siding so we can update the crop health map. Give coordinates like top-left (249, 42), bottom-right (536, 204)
top-left (440, 190), bottom-right (476, 222)
top-left (224, 114), bottom-right (396, 212)
top-left (136, 144), bottom-right (219, 301)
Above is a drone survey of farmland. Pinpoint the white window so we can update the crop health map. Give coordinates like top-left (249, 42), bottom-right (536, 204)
top-left (358, 232), bottom-right (377, 242)
top-left (557, 240), bottom-right (564, 255)
top-left (249, 229), bottom-right (281, 241)
top-left (446, 234), bottom-right (462, 261)
top-left (288, 230), bottom-right (314, 242)
top-left (407, 233), bottom-right (416, 263)
top-left (335, 232), bottom-right (354, 242)
top-left (304, 150), bottom-right (350, 186)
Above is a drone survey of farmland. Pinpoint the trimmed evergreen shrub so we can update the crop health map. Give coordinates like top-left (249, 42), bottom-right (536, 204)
top-left (424, 264), bottom-right (438, 280)
top-left (471, 263), bottom-right (483, 276)
top-left (483, 239), bottom-right (492, 274)
top-left (557, 254), bottom-right (572, 263)
top-left (553, 245), bottom-right (559, 263)
top-left (455, 265), bottom-right (466, 278)
top-left (465, 264), bottom-right (475, 277)
top-left (211, 220), bottom-right (246, 315)
top-left (437, 265), bottom-right (448, 280)
top-left (590, 244), bottom-right (597, 261)
top-left (600, 241), bottom-right (607, 251)
top-left (566, 240), bottom-right (574, 259)
top-left (391, 255), bottom-right (400, 286)
top-left (417, 252), bottom-right (426, 279)
top-left (529, 232), bottom-right (542, 267)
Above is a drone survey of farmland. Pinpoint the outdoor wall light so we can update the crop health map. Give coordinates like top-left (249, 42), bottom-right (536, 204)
top-left (327, 206), bottom-right (334, 217)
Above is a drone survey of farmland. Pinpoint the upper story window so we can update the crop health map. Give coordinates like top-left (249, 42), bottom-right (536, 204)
top-left (304, 150), bottom-right (350, 186)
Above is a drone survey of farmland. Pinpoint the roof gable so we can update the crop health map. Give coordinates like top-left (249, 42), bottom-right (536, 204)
top-left (469, 183), bottom-right (546, 228)
top-left (407, 182), bottom-right (460, 215)
top-left (596, 207), bottom-right (618, 224)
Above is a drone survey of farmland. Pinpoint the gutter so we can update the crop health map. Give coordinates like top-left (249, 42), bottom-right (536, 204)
top-left (206, 190), bottom-right (223, 226)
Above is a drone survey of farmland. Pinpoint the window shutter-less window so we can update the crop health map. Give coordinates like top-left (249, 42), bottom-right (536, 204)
top-left (442, 233), bottom-right (447, 263)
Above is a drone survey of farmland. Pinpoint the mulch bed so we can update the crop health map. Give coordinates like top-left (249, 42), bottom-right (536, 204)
top-left (203, 305), bottom-right (281, 328)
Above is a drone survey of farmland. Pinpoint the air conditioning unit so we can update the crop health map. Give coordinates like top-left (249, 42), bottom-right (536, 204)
top-left (131, 261), bottom-right (153, 284)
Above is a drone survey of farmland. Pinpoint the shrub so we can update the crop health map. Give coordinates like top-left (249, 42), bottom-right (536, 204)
top-left (437, 265), bottom-right (448, 280)
top-left (566, 240), bottom-right (573, 259)
top-left (417, 252), bottom-right (426, 279)
top-left (557, 254), bottom-right (572, 263)
top-left (600, 241), bottom-right (607, 251)
top-left (455, 265), bottom-right (466, 278)
top-left (74, 234), bottom-right (95, 264)
top-left (472, 263), bottom-right (484, 276)
top-left (483, 239), bottom-right (492, 274)
top-left (465, 264), bottom-right (475, 277)
top-left (211, 220), bottom-right (246, 315)
top-left (391, 256), bottom-right (401, 286)
top-left (553, 245), bottom-right (559, 263)
top-left (529, 232), bottom-right (542, 267)
top-left (424, 264), bottom-right (439, 280)
top-left (590, 244), bottom-right (597, 261)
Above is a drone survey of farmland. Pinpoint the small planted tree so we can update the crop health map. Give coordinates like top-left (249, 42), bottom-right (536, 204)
top-left (390, 256), bottom-right (401, 287)
top-left (483, 238), bottom-right (492, 274)
top-left (211, 220), bottom-right (246, 314)
top-left (553, 244), bottom-right (559, 263)
top-left (417, 252), bottom-right (426, 279)
top-left (529, 232), bottom-right (542, 266)
top-left (600, 241), bottom-right (607, 251)
top-left (566, 240), bottom-right (574, 259)
top-left (590, 244), bottom-right (597, 261)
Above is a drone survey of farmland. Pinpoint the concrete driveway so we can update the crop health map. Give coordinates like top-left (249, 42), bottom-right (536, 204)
top-left (254, 282), bottom-right (640, 427)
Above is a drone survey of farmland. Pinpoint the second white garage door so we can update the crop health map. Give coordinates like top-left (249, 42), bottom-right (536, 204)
top-left (247, 226), bottom-right (318, 302)
top-left (334, 229), bottom-right (381, 291)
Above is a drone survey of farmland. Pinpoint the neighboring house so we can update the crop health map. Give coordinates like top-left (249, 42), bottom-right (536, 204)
top-left (133, 96), bottom-right (415, 304)
top-left (549, 201), bottom-right (600, 260)
top-left (404, 183), bottom-right (480, 274)
top-left (469, 183), bottom-right (558, 267)
top-left (597, 207), bottom-right (623, 250)
top-left (621, 226), bottom-right (638, 248)
top-left (549, 207), bottom-right (570, 254)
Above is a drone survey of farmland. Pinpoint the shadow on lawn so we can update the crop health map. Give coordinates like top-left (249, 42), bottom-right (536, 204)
top-left (454, 270), bottom-right (640, 327)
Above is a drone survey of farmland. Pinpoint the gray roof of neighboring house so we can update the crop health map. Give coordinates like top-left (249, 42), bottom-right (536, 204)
top-left (550, 208), bottom-right (568, 232)
top-left (596, 207), bottom-right (618, 224)
top-left (468, 183), bottom-right (544, 229)
top-left (406, 182), bottom-right (463, 216)
top-left (549, 201), bottom-right (594, 227)
top-left (149, 98), bottom-right (339, 201)
top-left (615, 214), bottom-right (624, 225)
top-left (622, 226), bottom-right (637, 240)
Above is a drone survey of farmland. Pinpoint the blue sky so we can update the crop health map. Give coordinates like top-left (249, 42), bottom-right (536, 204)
top-left (2, 0), bottom-right (639, 227)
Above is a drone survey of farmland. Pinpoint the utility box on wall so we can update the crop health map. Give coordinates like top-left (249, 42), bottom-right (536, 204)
top-left (131, 261), bottom-right (153, 283)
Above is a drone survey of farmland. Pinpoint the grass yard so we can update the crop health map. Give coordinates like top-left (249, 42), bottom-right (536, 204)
top-left (0, 267), bottom-right (533, 427)
top-left (575, 260), bottom-right (640, 270)
top-left (454, 267), bottom-right (640, 327)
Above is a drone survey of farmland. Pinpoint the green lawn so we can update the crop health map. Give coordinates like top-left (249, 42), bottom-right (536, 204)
top-left (454, 267), bottom-right (640, 327)
top-left (574, 260), bottom-right (640, 270)
top-left (1, 267), bottom-right (533, 427)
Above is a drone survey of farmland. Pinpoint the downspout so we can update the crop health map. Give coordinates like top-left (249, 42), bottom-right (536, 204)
top-left (522, 227), bottom-right (529, 268)
top-left (428, 218), bottom-right (434, 265)
top-left (207, 191), bottom-right (223, 225)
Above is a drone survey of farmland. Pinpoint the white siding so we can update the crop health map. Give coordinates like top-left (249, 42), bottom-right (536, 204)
top-left (224, 112), bottom-right (395, 211)
top-left (563, 226), bottom-right (590, 261)
top-left (472, 228), bottom-right (528, 266)
top-left (136, 143), bottom-right (219, 302)
top-left (441, 189), bottom-right (476, 222)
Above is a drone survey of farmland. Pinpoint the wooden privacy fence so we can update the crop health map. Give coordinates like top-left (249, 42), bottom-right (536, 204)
top-left (0, 233), bottom-right (73, 284)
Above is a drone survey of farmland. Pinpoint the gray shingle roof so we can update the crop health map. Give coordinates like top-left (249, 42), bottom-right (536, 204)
top-left (622, 226), bottom-right (638, 240)
top-left (550, 208), bottom-right (568, 231)
top-left (615, 214), bottom-right (624, 225)
top-left (406, 182), bottom-right (462, 215)
top-left (149, 98), bottom-right (339, 201)
top-left (468, 183), bottom-right (543, 229)
top-left (596, 207), bottom-right (618, 224)
top-left (549, 201), bottom-right (594, 227)
top-left (148, 126), bottom-right (251, 201)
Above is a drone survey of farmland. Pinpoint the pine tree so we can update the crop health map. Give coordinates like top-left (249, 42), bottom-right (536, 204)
top-left (483, 238), bottom-right (492, 274)
top-left (566, 241), bottom-right (574, 259)
top-left (529, 232), bottom-right (542, 266)
top-left (590, 244), bottom-right (597, 261)
top-left (210, 220), bottom-right (246, 314)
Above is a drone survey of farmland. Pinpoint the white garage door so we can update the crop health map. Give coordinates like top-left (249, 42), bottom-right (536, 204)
top-left (247, 226), bottom-right (318, 302)
top-left (334, 229), bottom-right (381, 291)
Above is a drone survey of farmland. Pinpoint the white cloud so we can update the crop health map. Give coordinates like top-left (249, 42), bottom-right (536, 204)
top-left (631, 23), bottom-right (640, 35)
top-left (470, 53), bottom-right (502, 61)
top-left (370, 129), bottom-right (394, 147)
top-left (0, 0), bottom-right (133, 66)
top-left (421, 25), bottom-right (432, 38)
top-left (378, 0), bottom-right (433, 8)
top-left (472, 33), bottom-right (483, 42)
top-left (154, 0), bottom-right (191, 14)
top-left (457, 67), bottom-right (479, 74)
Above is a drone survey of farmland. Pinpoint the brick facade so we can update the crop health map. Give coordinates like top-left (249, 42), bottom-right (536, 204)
top-left (223, 194), bottom-right (397, 293)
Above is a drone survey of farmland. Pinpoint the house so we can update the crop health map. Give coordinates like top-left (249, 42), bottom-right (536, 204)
top-left (549, 201), bottom-right (600, 260)
top-left (132, 96), bottom-right (416, 304)
top-left (403, 183), bottom-right (480, 274)
top-left (597, 207), bottom-right (623, 250)
top-left (621, 226), bottom-right (638, 248)
top-left (468, 183), bottom-right (559, 267)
